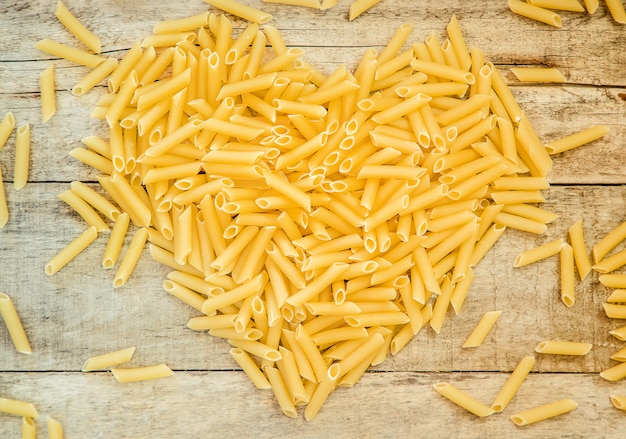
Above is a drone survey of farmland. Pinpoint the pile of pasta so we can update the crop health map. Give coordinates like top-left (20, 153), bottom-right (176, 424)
top-left (508, 0), bottom-right (626, 27)
top-left (34, 2), bottom-right (615, 423)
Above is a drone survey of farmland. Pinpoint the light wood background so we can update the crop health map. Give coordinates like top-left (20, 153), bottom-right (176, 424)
top-left (1, 0), bottom-right (626, 437)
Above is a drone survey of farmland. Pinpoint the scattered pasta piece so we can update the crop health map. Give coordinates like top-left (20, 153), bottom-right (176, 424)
top-left (21, 417), bottom-right (36, 439)
top-left (510, 67), bottom-right (566, 83)
top-left (0, 111), bottom-right (15, 151)
top-left (545, 125), bottom-right (609, 155)
top-left (55, 1), bottom-right (101, 53)
top-left (47, 416), bottom-right (64, 439)
top-left (508, 0), bottom-right (563, 28)
top-left (433, 382), bottom-right (494, 417)
top-left (462, 310), bottom-right (501, 348)
top-left (0, 397), bottom-right (39, 419)
top-left (111, 364), bottom-right (174, 383)
top-left (0, 292), bottom-right (32, 354)
top-left (534, 340), bottom-right (592, 356)
top-left (13, 123), bottom-right (30, 190)
top-left (491, 356), bottom-right (535, 413)
top-left (82, 346), bottom-right (136, 372)
top-left (610, 394), bottom-right (626, 410)
top-left (510, 398), bottom-right (577, 426)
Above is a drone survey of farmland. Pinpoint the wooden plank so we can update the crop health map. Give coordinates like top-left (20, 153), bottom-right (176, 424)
top-left (2, 183), bottom-right (625, 372)
top-left (1, 1), bottom-right (625, 85)
top-left (0, 371), bottom-right (622, 438)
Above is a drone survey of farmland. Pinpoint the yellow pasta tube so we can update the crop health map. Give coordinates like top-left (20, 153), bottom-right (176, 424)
top-left (446, 15), bottom-right (472, 71)
top-left (463, 311), bottom-right (501, 348)
top-left (205, 0), bottom-right (272, 23)
top-left (606, 0), bottom-right (626, 23)
top-left (35, 38), bottom-right (105, 67)
top-left (610, 326), bottom-right (626, 341)
top-left (22, 416), bottom-right (36, 439)
top-left (610, 346), bottom-right (626, 362)
top-left (0, 397), bottom-right (39, 418)
top-left (603, 303), bottom-right (626, 319)
top-left (70, 181), bottom-right (119, 222)
top-left (510, 67), bottom-right (567, 83)
top-left (349, 0), bottom-right (383, 21)
top-left (286, 262), bottom-right (350, 307)
top-left (264, 366), bottom-right (297, 418)
top-left (527, 0), bottom-right (585, 11)
top-left (46, 226), bottom-right (98, 275)
top-left (153, 12), bottom-right (210, 34)
top-left (508, 0), bottom-right (563, 28)
top-left (545, 125), bottom-right (609, 155)
top-left (12, 123), bottom-right (30, 191)
top-left (229, 348), bottom-right (271, 389)
top-left (82, 346), bottom-right (136, 371)
top-left (433, 382), bottom-right (494, 417)
top-left (55, 1), bottom-right (101, 52)
top-left (202, 273), bottom-right (266, 315)
top-left (0, 167), bottom-right (7, 228)
top-left (560, 243), bottom-right (576, 307)
top-left (410, 59), bottom-right (475, 84)
top-left (514, 238), bottom-right (563, 268)
top-left (493, 211), bottom-right (547, 235)
top-left (0, 293), bottom-right (32, 354)
top-left (111, 364), bottom-right (175, 383)
top-left (113, 227), bottom-right (148, 288)
top-left (566, 221), bottom-right (591, 280)
top-left (601, 361), bottom-right (626, 381)
top-left (47, 416), bottom-right (64, 439)
top-left (0, 112), bottom-right (15, 151)
top-left (535, 340), bottom-right (592, 355)
top-left (510, 399), bottom-right (578, 426)
top-left (584, 0), bottom-right (599, 13)
top-left (371, 92), bottom-right (431, 125)
top-left (40, 64), bottom-right (56, 122)
top-left (610, 394), bottom-right (626, 411)
top-left (102, 212), bottom-right (130, 269)
top-left (491, 356), bottom-right (535, 412)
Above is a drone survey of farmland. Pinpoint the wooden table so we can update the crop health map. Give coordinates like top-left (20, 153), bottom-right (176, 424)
top-left (1, 1), bottom-right (626, 437)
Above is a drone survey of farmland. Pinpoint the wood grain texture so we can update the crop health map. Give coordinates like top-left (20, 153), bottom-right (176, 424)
top-left (1, 0), bottom-right (626, 437)
top-left (0, 371), bottom-right (622, 438)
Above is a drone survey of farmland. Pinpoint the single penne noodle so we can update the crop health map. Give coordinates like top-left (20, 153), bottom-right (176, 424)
top-left (40, 64), bottom-right (56, 122)
top-left (610, 346), bottom-right (626, 362)
top-left (433, 382), bottom-right (494, 417)
top-left (491, 356), bottom-right (535, 412)
top-left (527, 0), bottom-right (584, 11)
top-left (604, 303), bottom-right (626, 319)
top-left (111, 364), bottom-right (174, 383)
top-left (206, 0), bottom-right (272, 23)
top-left (500, 204), bottom-right (558, 224)
top-left (493, 212), bottom-right (547, 235)
top-left (0, 111), bottom-right (16, 151)
top-left (510, 67), bottom-right (567, 83)
top-left (153, 12), bottom-right (210, 34)
top-left (35, 38), bottom-right (105, 67)
top-left (0, 167), bottom-right (8, 228)
top-left (600, 274), bottom-right (626, 289)
top-left (141, 31), bottom-right (195, 48)
top-left (508, 0), bottom-right (563, 28)
top-left (546, 125), bottom-right (610, 155)
top-left (510, 398), bottom-right (577, 426)
top-left (22, 416), bottom-right (36, 439)
top-left (610, 326), bottom-right (626, 341)
top-left (492, 176), bottom-right (549, 191)
top-left (463, 311), bottom-right (502, 348)
top-left (46, 226), bottom-right (98, 275)
top-left (47, 417), bottom-right (63, 438)
top-left (446, 15), bottom-right (472, 71)
top-left (535, 340), bottom-right (592, 356)
top-left (304, 363), bottom-right (341, 421)
top-left (70, 181), bottom-right (119, 221)
top-left (610, 394), bottom-right (626, 410)
top-left (0, 293), bottom-right (32, 354)
top-left (593, 221), bottom-right (626, 263)
top-left (0, 397), bottom-right (39, 418)
top-left (601, 361), bottom-right (626, 381)
top-left (606, 0), bottom-right (626, 23)
top-left (607, 289), bottom-right (626, 303)
top-left (164, 280), bottom-right (206, 312)
top-left (371, 92), bottom-right (431, 125)
top-left (514, 238), bottom-right (563, 268)
top-left (470, 223), bottom-right (506, 266)
top-left (349, 0), bottom-right (384, 21)
top-left (568, 220), bottom-right (592, 280)
top-left (202, 273), bottom-right (266, 314)
top-left (13, 124), bottom-right (30, 190)
top-left (82, 346), bottom-right (136, 371)
top-left (593, 248), bottom-right (626, 274)
top-left (55, 1), bottom-right (102, 52)
top-left (188, 314), bottom-right (236, 331)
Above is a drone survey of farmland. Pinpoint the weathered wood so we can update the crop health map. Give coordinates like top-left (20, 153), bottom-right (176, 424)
top-left (0, 371), bottom-right (622, 438)
top-left (1, 184), bottom-right (625, 373)
top-left (1, 1), bottom-right (626, 436)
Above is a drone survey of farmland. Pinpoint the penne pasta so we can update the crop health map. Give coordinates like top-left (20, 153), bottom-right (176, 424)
top-left (82, 346), bottom-right (136, 371)
top-left (45, 226), bottom-right (98, 275)
top-left (510, 67), bottom-right (567, 82)
top-left (0, 111), bottom-right (15, 152)
top-left (0, 397), bottom-right (39, 418)
top-left (545, 125), bottom-right (609, 155)
top-left (13, 124), bottom-right (31, 190)
top-left (40, 64), bottom-right (56, 122)
top-left (47, 416), bottom-right (64, 439)
top-left (535, 340), bottom-right (592, 356)
top-left (514, 239), bottom-right (563, 268)
top-left (111, 364), bottom-right (174, 383)
top-left (510, 399), bottom-right (577, 426)
top-left (491, 356), bottom-right (535, 412)
top-left (462, 311), bottom-right (501, 348)
top-left (55, 1), bottom-right (102, 53)
top-left (433, 382), bottom-right (494, 417)
top-left (508, 0), bottom-right (563, 28)
top-left (0, 293), bottom-right (32, 354)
